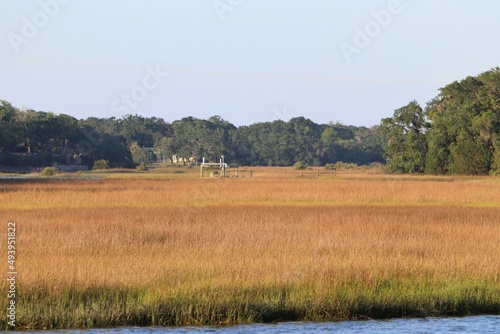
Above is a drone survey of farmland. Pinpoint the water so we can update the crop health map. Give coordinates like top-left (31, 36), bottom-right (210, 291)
top-left (15, 316), bottom-right (500, 333)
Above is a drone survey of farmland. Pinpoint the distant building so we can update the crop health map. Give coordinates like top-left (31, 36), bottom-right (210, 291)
top-left (172, 155), bottom-right (196, 164)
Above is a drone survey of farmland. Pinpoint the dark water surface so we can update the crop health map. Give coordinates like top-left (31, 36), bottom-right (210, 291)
top-left (15, 316), bottom-right (500, 333)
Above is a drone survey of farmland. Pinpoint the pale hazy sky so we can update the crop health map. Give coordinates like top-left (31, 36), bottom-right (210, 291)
top-left (1, 0), bottom-right (499, 126)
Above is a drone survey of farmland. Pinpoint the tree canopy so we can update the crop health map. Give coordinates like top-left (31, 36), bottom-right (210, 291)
top-left (1, 67), bottom-right (498, 174)
top-left (381, 67), bottom-right (500, 175)
top-left (0, 104), bottom-right (384, 168)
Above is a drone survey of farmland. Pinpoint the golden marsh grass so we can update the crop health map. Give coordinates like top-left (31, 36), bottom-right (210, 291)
top-left (1, 174), bottom-right (499, 328)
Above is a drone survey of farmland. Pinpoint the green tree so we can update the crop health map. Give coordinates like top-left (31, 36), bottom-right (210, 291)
top-left (327, 123), bottom-right (384, 166)
top-left (380, 101), bottom-right (428, 173)
top-left (425, 68), bottom-right (500, 174)
top-left (118, 115), bottom-right (172, 147)
top-left (93, 134), bottom-right (133, 168)
top-left (130, 142), bottom-right (155, 166)
top-left (252, 120), bottom-right (290, 166)
top-left (154, 136), bottom-right (175, 163)
top-left (449, 130), bottom-right (491, 174)
top-left (286, 117), bottom-right (322, 166)
top-left (171, 116), bottom-right (236, 164)
top-left (320, 126), bottom-right (338, 163)
top-left (0, 100), bottom-right (21, 155)
top-left (491, 137), bottom-right (500, 175)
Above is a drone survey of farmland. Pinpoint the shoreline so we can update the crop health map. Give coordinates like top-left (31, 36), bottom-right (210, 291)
top-left (5, 280), bottom-right (499, 330)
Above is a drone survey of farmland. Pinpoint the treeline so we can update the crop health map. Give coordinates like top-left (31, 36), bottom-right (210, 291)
top-left (0, 106), bottom-right (384, 169)
top-left (381, 67), bottom-right (500, 175)
top-left (2, 67), bottom-right (499, 174)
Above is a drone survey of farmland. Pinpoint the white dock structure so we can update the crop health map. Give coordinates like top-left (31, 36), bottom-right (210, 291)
top-left (200, 156), bottom-right (227, 178)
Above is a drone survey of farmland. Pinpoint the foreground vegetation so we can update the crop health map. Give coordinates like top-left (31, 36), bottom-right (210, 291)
top-left (1, 171), bottom-right (499, 329)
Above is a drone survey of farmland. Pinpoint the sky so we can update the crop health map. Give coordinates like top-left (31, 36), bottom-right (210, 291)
top-left (0, 0), bottom-right (499, 127)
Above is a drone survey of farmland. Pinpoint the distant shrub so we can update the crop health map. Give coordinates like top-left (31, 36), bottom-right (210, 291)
top-left (324, 163), bottom-right (336, 170)
top-left (136, 162), bottom-right (149, 171)
top-left (293, 161), bottom-right (308, 170)
top-left (41, 166), bottom-right (58, 176)
top-left (325, 162), bottom-right (358, 170)
top-left (369, 162), bottom-right (383, 168)
top-left (92, 159), bottom-right (110, 170)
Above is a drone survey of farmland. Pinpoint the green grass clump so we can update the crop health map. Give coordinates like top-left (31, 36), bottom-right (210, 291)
top-left (3, 279), bottom-right (499, 330)
top-left (40, 167), bottom-right (58, 177)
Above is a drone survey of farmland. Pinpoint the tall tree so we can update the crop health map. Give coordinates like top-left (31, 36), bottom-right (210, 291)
top-left (319, 125), bottom-right (338, 163)
top-left (380, 101), bottom-right (429, 173)
top-left (426, 68), bottom-right (500, 174)
top-left (0, 101), bottom-right (21, 154)
top-left (171, 116), bottom-right (236, 163)
top-left (286, 117), bottom-right (322, 165)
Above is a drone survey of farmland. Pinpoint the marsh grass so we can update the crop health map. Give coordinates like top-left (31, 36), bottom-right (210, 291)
top-left (13, 279), bottom-right (499, 329)
top-left (1, 175), bottom-right (499, 329)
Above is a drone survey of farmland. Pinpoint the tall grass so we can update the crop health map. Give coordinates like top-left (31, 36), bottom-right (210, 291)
top-left (1, 176), bottom-right (499, 329)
